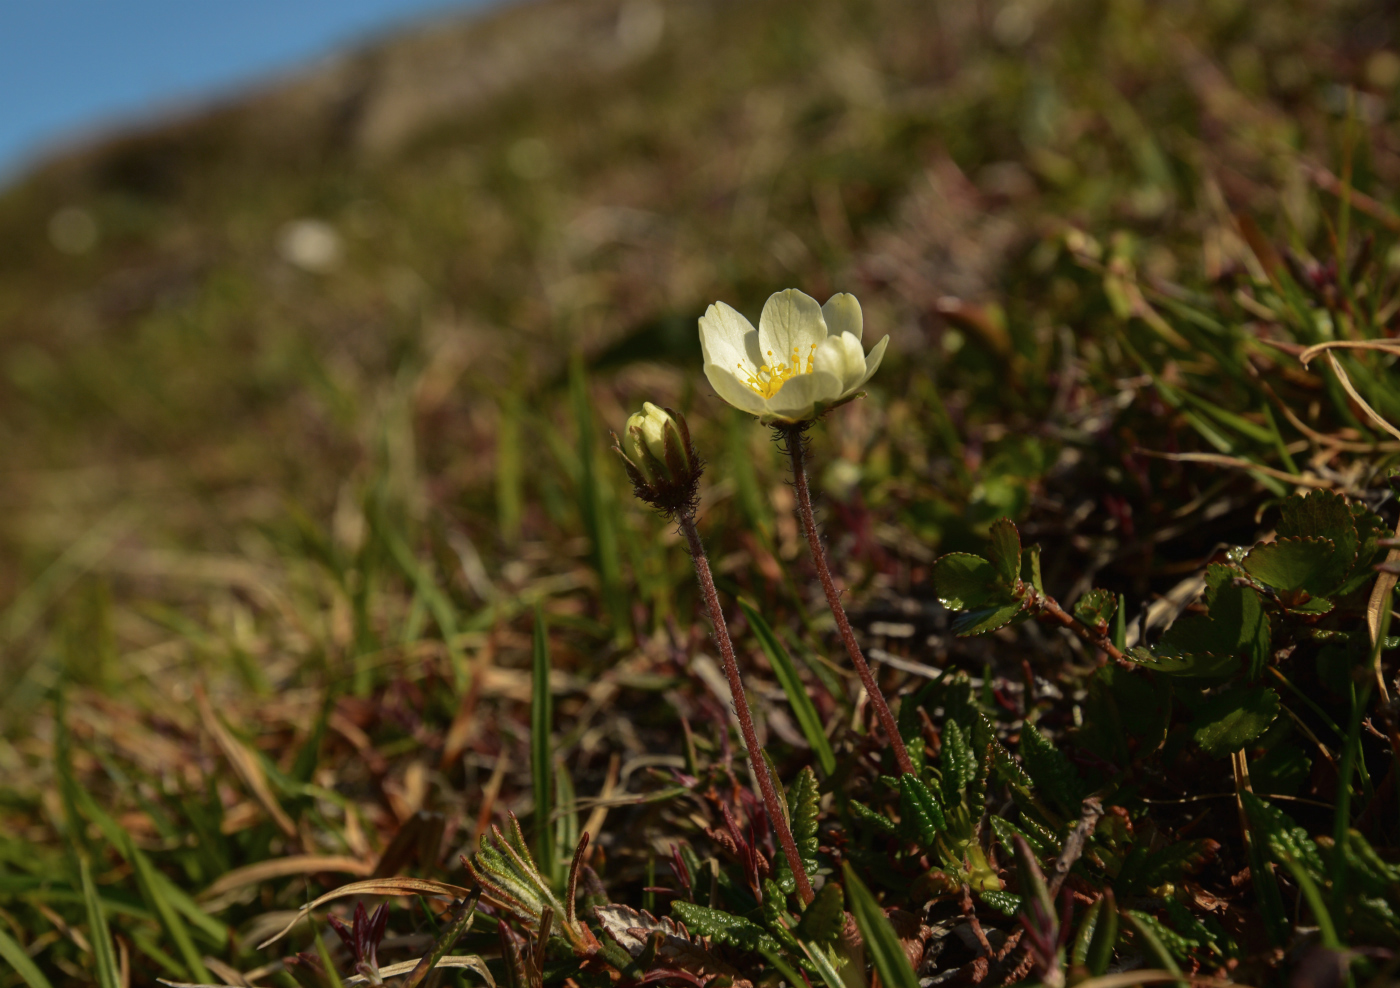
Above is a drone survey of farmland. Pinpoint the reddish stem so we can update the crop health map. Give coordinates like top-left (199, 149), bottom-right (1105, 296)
top-left (780, 427), bottom-right (915, 776)
top-left (678, 509), bottom-right (815, 905)
top-left (1029, 591), bottom-right (1131, 668)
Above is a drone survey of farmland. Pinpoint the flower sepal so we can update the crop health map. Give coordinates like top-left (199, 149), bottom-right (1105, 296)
top-left (612, 403), bottom-right (703, 516)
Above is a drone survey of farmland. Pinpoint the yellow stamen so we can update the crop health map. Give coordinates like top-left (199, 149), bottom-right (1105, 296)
top-left (738, 344), bottom-right (817, 398)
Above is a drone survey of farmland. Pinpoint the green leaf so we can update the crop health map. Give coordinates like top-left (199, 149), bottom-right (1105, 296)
top-left (794, 881), bottom-right (845, 945)
top-left (849, 800), bottom-right (899, 837)
top-left (1078, 664), bottom-right (1172, 766)
top-left (987, 517), bottom-right (1022, 590)
top-left (79, 856), bottom-right (121, 988)
top-left (1190, 687), bottom-right (1280, 757)
top-left (939, 721), bottom-right (976, 808)
top-left (843, 863), bottom-right (919, 988)
top-left (1277, 490), bottom-right (1357, 593)
top-left (978, 889), bottom-right (1022, 916)
top-left (1020, 723), bottom-right (1083, 818)
top-left (740, 600), bottom-right (837, 776)
top-left (1141, 840), bottom-right (1220, 885)
top-left (898, 775), bottom-right (947, 846)
top-left (1154, 566), bottom-right (1270, 679)
top-left (1072, 589), bottom-right (1117, 630)
top-left (1125, 910), bottom-right (1193, 966)
top-left (932, 553), bottom-right (1011, 611)
top-left (1339, 503), bottom-right (1388, 594)
top-left (0, 925), bottom-right (55, 988)
top-left (1021, 543), bottom-right (1044, 594)
top-left (531, 605), bottom-right (556, 884)
top-left (786, 767), bottom-right (821, 879)
top-left (951, 599), bottom-right (1027, 637)
top-left (1241, 792), bottom-right (1325, 878)
top-left (1242, 536), bottom-right (1337, 596)
top-left (669, 902), bottom-right (782, 954)
top-left (1128, 646), bottom-right (1241, 679)
top-left (990, 815), bottom-right (1055, 858)
top-left (1251, 742), bottom-right (1311, 797)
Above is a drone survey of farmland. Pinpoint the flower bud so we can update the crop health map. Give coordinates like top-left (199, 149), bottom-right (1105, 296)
top-left (612, 403), bottom-right (702, 515)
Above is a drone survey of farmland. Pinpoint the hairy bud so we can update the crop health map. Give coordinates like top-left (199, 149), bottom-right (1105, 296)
top-left (612, 403), bottom-right (702, 515)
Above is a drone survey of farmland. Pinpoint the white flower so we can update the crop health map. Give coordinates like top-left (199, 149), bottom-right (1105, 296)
top-left (698, 289), bottom-right (888, 424)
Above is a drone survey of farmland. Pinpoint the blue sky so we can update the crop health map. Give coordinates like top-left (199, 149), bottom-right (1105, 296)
top-left (0, 0), bottom-right (494, 179)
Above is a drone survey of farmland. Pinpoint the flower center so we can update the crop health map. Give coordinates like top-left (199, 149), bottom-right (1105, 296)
top-left (738, 345), bottom-right (817, 399)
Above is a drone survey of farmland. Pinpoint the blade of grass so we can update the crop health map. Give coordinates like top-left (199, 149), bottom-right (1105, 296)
top-left (374, 512), bottom-right (468, 693)
top-left (126, 835), bottom-right (213, 983)
top-left (0, 925), bottom-right (55, 988)
top-left (313, 926), bottom-right (348, 988)
top-left (568, 354), bottom-right (630, 645)
top-left (843, 863), bottom-right (918, 988)
top-left (497, 389), bottom-right (524, 547)
top-left (78, 856), bottom-right (122, 988)
top-left (404, 891), bottom-right (482, 988)
top-left (532, 604), bottom-right (556, 886)
top-left (739, 599), bottom-right (837, 776)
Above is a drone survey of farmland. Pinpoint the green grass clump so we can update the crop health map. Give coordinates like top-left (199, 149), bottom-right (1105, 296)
top-left (3, 0), bottom-right (1400, 984)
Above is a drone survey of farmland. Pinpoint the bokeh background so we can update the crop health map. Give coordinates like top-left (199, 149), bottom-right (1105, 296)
top-left (2, 0), bottom-right (1399, 982)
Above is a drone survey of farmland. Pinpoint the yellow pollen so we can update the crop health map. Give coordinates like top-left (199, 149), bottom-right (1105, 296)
top-left (738, 344), bottom-right (817, 398)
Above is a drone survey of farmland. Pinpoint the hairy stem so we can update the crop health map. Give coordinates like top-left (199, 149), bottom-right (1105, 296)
top-left (780, 426), bottom-right (915, 776)
top-left (678, 508), bottom-right (815, 905)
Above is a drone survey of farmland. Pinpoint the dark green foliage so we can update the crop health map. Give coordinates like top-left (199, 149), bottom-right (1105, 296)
top-left (1072, 589), bottom-right (1116, 631)
top-left (669, 902), bottom-right (782, 954)
top-left (1019, 723), bottom-right (1083, 820)
top-left (794, 881), bottom-right (844, 945)
top-left (898, 774), bottom-right (946, 846)
top-left (1189, 686), bottom-right (1280, 758)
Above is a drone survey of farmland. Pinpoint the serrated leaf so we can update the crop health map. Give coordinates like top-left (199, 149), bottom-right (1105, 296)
top-left (787, 767), bottom-right (820, 878)
top-left (1072, 589), bottom-right (1117, 630)
top-left (1339, 503), bottom-right (1388, 594)
top-left (1127, 644), bottom-right (1241, 679)
top-left (951, 598), bottom-right (1027, 636)
top-left (849, 800), bottom-right (899, 837)
top-left (1021, 543), bottom-right (1044, 594)
top-left (1241, 792), bottom-right (1325, 878)
top-left (669, 902), bottom-right (782, 954)
top-left (932, 553), bottom-right (1012, 611)
top-left (1190, 687), bottom-right (1280, 757)
top-left (990, 815), bottom-right (1055, 858)
top-left (1277, 490), bottom-right (1356, 592)
top-left (978, 889), bottom-right (1022, 916)
top-left (1078, 664), bottom-right (1172, 766)
top-left (988, 518), bottom-right (1022, 590)
top-left (939, 721), bottom-right (976, 807)
top-left (1019, 723), bottom-right (1083, 818)
top-left (1242, 536), bottom-right (1338, 596)
top-left (1141, 840), bottom-right (1220, 885)
top-left (1155, 567), bottom-right (1270, 679)
top-left (794, 881), bottom-right (844, 945)
top-left (899, 775), bottom-right (947, 846)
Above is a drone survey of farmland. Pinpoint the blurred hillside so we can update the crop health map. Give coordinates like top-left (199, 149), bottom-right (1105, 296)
top-left (0, 0), bottom-right (1394, 706)
top-left (0, 0), bottom-right (1388, 696)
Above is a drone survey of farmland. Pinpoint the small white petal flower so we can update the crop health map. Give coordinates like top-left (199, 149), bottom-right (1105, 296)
top-left (698, 288), bottom-right (887, 424)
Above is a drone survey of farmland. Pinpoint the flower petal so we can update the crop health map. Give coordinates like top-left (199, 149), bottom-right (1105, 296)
top-left (848, 334), bottom-right (890, 394)
top-left (814, 333), bottom-right (867, 393)
top-left (821, 293), bottom-right (863, 342)
top-left (704, 363), bottom-right (768, 417)
top-left (765, 369), bottom-right (843, 422)
top-left (698, 302), bottom-right (759, 376)
top-left (757, 289), bottom-right (827, 372)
